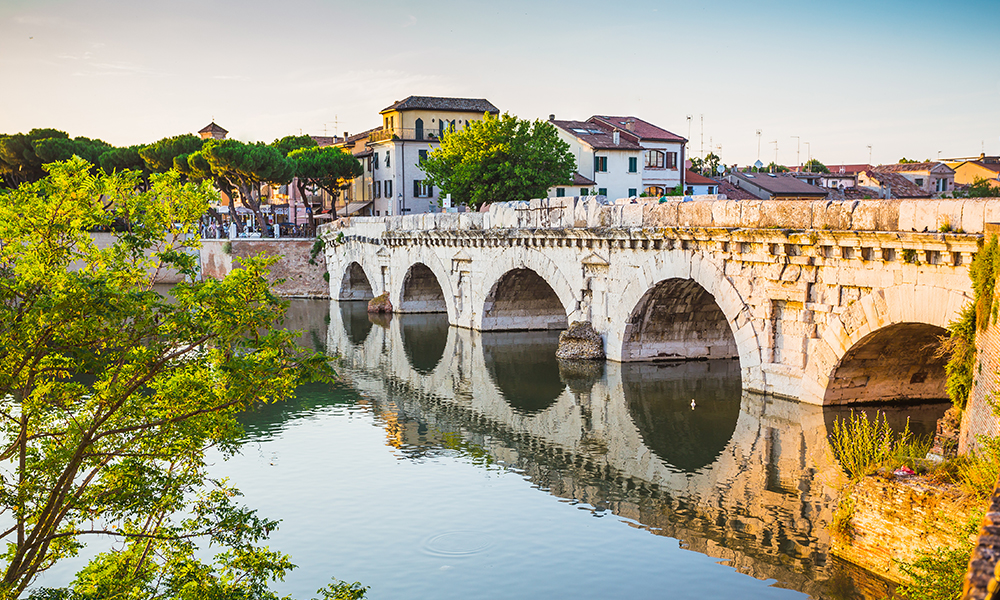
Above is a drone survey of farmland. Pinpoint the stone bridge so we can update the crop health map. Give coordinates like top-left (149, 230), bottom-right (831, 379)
top-left (320, 195), bottom-right (1000, 405)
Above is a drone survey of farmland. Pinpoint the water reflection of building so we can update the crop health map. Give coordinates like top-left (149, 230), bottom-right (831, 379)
top-left (326, 301), bottom-right (892, 598)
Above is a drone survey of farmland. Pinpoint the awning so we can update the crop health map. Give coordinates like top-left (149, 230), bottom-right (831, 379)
top-left (344, 201), bottom-right (373, 216)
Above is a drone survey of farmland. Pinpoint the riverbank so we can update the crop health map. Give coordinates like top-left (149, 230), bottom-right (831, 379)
top-left (200, 238), bottom-right (330, 298)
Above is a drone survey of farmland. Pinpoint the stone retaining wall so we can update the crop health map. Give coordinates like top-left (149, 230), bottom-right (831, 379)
top-left (960, 281), bottom-right (1000, 454)
top-left (832, 476), bottom-right (979, 584)
top-left (200, 239), bottom-right (329, 298)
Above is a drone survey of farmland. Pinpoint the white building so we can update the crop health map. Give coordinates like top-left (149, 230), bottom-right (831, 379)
top-left (343, 96), bottom-right (500, 216)
top-left (548, 117), bottom-right (643, 199)
top-left (588, 115), bottom-right (686, 196)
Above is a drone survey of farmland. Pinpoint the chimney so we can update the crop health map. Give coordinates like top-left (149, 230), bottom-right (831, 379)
top-left (625, 118), bottom-right (635, 132)
top-left (549, 114), bottom-right (555, 121)
top-left (613, 130), bottom-right (620, 145)
top-left (344, 131), bottom-right (349, 140)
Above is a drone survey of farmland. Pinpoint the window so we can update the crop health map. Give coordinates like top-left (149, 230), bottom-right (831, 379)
top-left (708, 186), bottom-right (715, 194)
top-left (373, 152), bottom-right (379, 170)
top-left (594, 156), bottom-right (608, 172)
top-left (385, 180), bottom-right (392, 198)
top-left (645, 150), bottom-right (664, 169)
top-left (419, 149), bottom-right (427, 164)
top-left (628, 157), bottom-right (637, 173)
top-left (915, 177), bottom-right (924, 186)
top-left (414, 180), bottom-right (433, 197)
top-left (385, 151), bottom-right (390, 168)
top-left (556, 188), bottom-right (565, 197)
top-left (415, 118), bottom-right (424, 140)
top-left (598, 188), bottom-right (607, 196)
top-left (628, 188), bottom-right (637, 197)
top-left (686, 186), bottom-right (694, 194)
top-left (666, 152), bottom-right (678, 169)
top-left (937, 178), bottom-right (948, 192)
top-left (374, 181), bottom-right (381, 199)
top-left (366, 156), bottom-right (372, 172)
top-left (644, 186), bottom-right (665, 197)
top-left (439, 120), bottom-right (445, 138)
top-left (580, 188), bottom-right (589, 196)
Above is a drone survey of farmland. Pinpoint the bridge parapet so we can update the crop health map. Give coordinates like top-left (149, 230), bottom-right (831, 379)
top-left (328, 195), bottom-right (1000, 235)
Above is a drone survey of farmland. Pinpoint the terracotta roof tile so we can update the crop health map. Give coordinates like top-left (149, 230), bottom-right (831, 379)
top-left (550, 119), bottom-right (644, 150)
top-left (874, 162), bottom-right (954, 173)
top-left (715, 179), bottom-right (757, 200)
top-left (730, 172), bottom-right (828, 197)
top-left (589, 116), bottom-right (686, 143)
top-left (380, 96), bottom-right (499, 114)
top-left (859, 170), bottom-right (928, 198)
top-left (685, 170), bottom-right (717, 185)
top-left (198, 122), bottom-right (228, 134)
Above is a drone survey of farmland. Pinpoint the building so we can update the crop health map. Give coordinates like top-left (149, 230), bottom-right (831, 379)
top-left (684, 170), bottom-right (719, 195)
top-left (950, 156), bottom-right (1000, 192)
top-left (871, 162), bottom-right (955, 195)
top-left (362, 96), bottom-right (500, 216)
top-left (856, 169), bottom-right (928, 199)
top-left (548, 117), bottom-right (644, 199)
top-left (726, 171), bottom-right (828, 200)
top-left (587, 116), bottom-right (687, 196)
top-left (198, 122), bottom-right (228, 140)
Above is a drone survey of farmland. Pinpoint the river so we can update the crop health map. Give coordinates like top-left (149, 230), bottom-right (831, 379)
top-left (215, 298), bottom-right (949, 600)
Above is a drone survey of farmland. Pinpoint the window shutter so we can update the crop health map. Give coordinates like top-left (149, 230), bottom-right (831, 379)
top-left (414, 180), bottom-right (420, 197)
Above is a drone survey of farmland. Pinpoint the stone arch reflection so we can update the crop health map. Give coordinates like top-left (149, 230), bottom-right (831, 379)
top-left (623, 360), bottom-right (742, 473)
top-left (824, 322), bottom-right (949, 404)
top-left (622, 278), bottom-right (738, 361)
top-left (338, 300), bottom-right (374, 347)
top-left (482, 330), bottom-right (565, 414)
top-left (400, 313), bottom-right (450, 375)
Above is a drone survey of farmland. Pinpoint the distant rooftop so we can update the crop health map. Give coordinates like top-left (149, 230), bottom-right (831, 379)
top-left (859, 170), bottom-right (927, 198)
top-left (550, 119), bottom-right (643, 150)
top-left (380, 96), bottom-right (499, 114)
top-left (730, 171), bottom-right (828, 197)
top-left (589, 115), bottom-right (686, 143)
top-left (198, 122), bottom-right (228, 135)
top-left (874, 162), bottom-right (954, 174)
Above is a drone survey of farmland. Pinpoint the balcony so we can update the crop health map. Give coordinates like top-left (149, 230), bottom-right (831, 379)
top-left (368, 128), bottom-right (444, 143)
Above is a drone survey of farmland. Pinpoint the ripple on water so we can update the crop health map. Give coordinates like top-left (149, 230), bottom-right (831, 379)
top-left (421, 531), bottom-right (493, 558)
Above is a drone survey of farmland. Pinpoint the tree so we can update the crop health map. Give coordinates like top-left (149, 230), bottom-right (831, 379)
top-left (139, 134), bottom-right (204, 174)
top-left (421, 112), bottom-right (575, 208)
top-left (287, 146), bottom-right (363, 222)
top-left (98, 145), bottom-right (151, 191)
top-left (803, 158), bottom-right (829, 173)
top-left (201, 140), bottom-right (295, 236)
top-left (954, 177), bottom-right (1000, 198)
top-left (766, 162), bottom-right (788, 173)
top-left (0, 129), bottom-right (72, 187)
top-left (272, 135), bottom-right (317, 157)
top-left (0, 158), bottom-right (351, 599)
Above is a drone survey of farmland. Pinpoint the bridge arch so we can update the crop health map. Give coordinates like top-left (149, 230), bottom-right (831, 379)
top-left (800, 284), bottom-right (971, 405)
top-left (336, 260), bottom-right (377, 301)
top-left (388, 248), bottom-right (455, 321)
top-left (607, 250), bottom-right (762, 381)
top-left (477, 252), bottom-right (579, 331)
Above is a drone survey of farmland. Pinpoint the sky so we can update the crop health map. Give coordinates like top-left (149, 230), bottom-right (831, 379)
top-left (1, 0), bottom-right (998, 167)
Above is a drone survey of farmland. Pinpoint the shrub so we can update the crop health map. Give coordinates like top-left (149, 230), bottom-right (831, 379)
top-left (897, 542), bottom-right (974, 600)
top-left (828, 410), bottom-right (929, 479)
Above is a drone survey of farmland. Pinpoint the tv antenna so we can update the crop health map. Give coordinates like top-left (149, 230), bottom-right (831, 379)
top-left (791, 135), bottom-right (800, 168)
top-left (756, 129), bottom-right (762, 161)
top-left (866, 144), bottom-right (873, 165)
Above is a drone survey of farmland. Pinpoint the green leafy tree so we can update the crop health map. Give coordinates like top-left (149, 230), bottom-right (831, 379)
top-left (688, 156), bottom-right (703, 174)
top-left (98, 145), bottom-right (151, 191)
top-left (287, 146), bottom-right (363, 222)
top-left (139, 134), bottom-right (204, 174)
top-left (272, 135), bottom-right (318, 157)
top-left (703, 152), bottom-right (722, 175)
top-left (0, 157), bottom-right (356, 599)
top-left (766, 162), bottom-right (788, 173)
top-left (32, 136), bottom-right (111, 166)
top-left (804, 158), bottom-right (829, 173)
top-left (201, 140), bottom-right (295, 236)
top-left (954, 176), bottom-right (1000, 198)
top-left (421, 112), bottom-right (575, 208)
top-left (0, 129), bottom-right (72, 187)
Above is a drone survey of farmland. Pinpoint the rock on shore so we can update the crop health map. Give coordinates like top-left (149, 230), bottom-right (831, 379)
top-left (368, 292), bottom-right (392, 313)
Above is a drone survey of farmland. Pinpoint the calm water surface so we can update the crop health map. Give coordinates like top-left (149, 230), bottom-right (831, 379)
top-left (214, 299), bottom-right (948, 600)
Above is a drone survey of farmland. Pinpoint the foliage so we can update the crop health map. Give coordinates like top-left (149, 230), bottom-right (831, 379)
top-left (830, 496), bottom-right (855, 539)
top-left (956, 434), bottom-right (1000, 498)
top-left (272, 135), bottom-right (318, 157)
top-left (287, 146), bottom-right (363, 220)
top-left (897, 510), bottom-right (980, 600)
top-left (201, 139), bottom-right (295, 235)
top-left (313, 580), bottom-right (369, 600)
top-left (0, 129), bottom-right (109, 188)
top-left (953, 177), bottom-right (1000, 199)
top-left (971, 235), bottom-right (1000, 331)
top-left (765, 162), bottom-right (788, 173)
top-left (828, 410), bottom-right (929, 479)
top-left (897, 542), bottom-right (973, 600)
top-left (938, 303), bottom-right (976, 409)
top-left (138, 134), bottom-right (204, 174)
top-left (421, 112), bottom-right (575, 208)
top-left (689, 152), bottom-right (722, 176)
top-left (0, 158), bottom-right (336, 598)
top-left (803, 158), bottom-right (829, 173)
top-left (665, 185), bottom-right (684, 197)
top-left (902, 248), bottom-right (919, 264)
top-left (898, 157), bottom-right (929, 164)
top-left (309, 237), bottom-right (326, 265)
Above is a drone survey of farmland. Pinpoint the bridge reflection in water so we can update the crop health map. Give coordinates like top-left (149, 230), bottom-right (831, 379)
top-left (326, 300), bottom-right (895, 599)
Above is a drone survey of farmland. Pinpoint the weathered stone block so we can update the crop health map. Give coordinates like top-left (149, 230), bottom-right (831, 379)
top-left (555, 321), bottom-right (606, 360)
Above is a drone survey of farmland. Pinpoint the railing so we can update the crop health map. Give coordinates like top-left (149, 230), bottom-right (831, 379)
top-left (368, 128), bottom-right (445, 143)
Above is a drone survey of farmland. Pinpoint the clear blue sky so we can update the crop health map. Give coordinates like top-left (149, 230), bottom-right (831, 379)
top-left (1, 0), bottom-right (997, 166)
